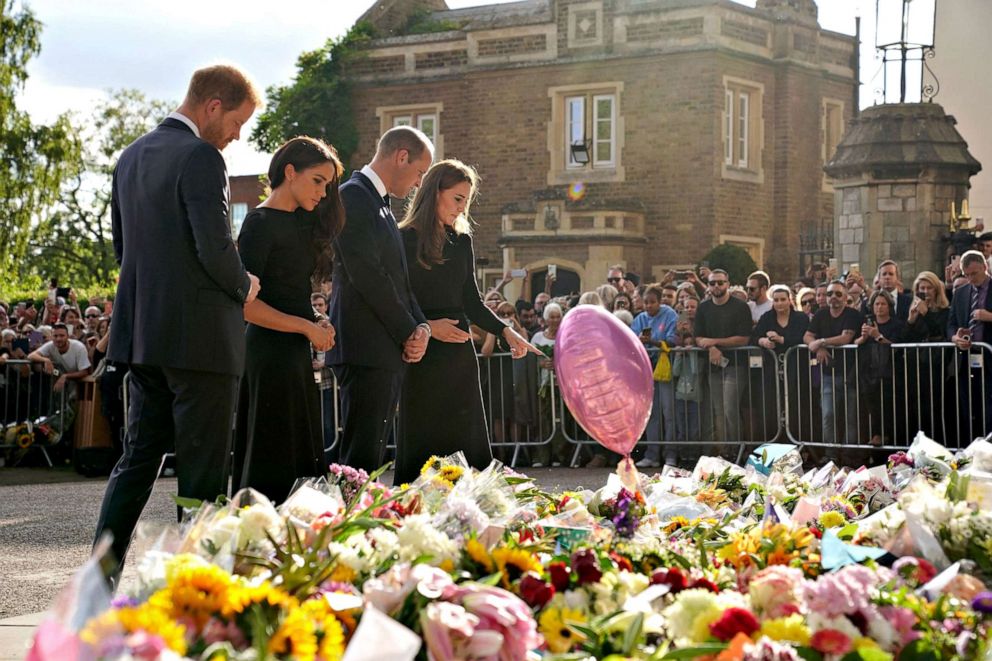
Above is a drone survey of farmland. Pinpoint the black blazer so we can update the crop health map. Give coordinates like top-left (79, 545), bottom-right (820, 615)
top-left (108, 118), bottom-right (251, 376)
top-left (948, 280), bottom-right (992, 341)
top-left (327, 171), bottom-right (426, 371)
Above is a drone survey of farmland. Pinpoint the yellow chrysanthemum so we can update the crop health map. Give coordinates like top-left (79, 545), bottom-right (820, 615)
top-left (689, 604), bottom-right (725, 643)
top-left (759, 615), bottom-right (811, 646)
top-left (492, 546), bottom-right (542, 588)
top-left (853, 636), bottom-right (882, 651)
top-left (82, 603), bottom-right (188, 655)
top-left (269, 606), bottom-right (318, 661)
top-left (421, 455), bottom-right (445, 475)
top-left (664, 516), bottom-right (690, 534)
top-left (161, 561), bottom-right (234, 628)
top-left (818, 511), bottom-right (846, 529)
top-left (465, 538), bottom-right (494, 572)
top-left (539, 607), bottom-right (587, 653)
top-left (222, 581), bottom-right (296, 618)
top-left (329, 562), bottom-right (357, 584)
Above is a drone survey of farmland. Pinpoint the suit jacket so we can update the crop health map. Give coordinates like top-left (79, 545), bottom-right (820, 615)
top-left (108, 118), bottom-right (251, 376)
top-left (861, 290), bottom-right (913, 322)
top-left (947, 280), bottom-right (992, 341)
top-left (327, 171), bottom-right (426, 371)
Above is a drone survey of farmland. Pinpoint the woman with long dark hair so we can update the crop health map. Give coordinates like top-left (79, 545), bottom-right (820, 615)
top-left (233, 136), bottom-right (343, 503)
top-left (392, 159), bottom-right (538, 484)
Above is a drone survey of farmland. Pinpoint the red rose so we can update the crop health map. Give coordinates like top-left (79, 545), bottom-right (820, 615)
top-left (650, 567), bottom-right (688, 593)
top-left (690, 577), bottom-right (720, 593)
top-left (518, 572), bottom-right (555, 608)
top-left (548, 561), bottom-right (571, 592)
top-left (571, 549), bottom-right (603, 586)
top-left (708, 607), bottom-right (760, 642)
top-left (609, 552), bottom-right (633, 573)
top-left (811, 629), bottom-right (853, 655)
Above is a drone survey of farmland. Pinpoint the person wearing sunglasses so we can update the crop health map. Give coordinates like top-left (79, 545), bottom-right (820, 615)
top-left (795, 287), bottom-right (816, 318)
top-left (803, 279), bottom-right (863, 445)
top-left (693, 269), bottom-right (752, 456)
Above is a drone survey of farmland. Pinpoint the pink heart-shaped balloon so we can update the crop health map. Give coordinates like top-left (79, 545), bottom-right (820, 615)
top-left (554, 305), bottom-right (653, 456)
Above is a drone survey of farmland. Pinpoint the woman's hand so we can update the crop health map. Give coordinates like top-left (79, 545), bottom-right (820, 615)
top-left (758, 337), bottom-right (775, 350)
top-left (503, 326), bottom-right (543, 359)
top-left (306, 322), bottom-right (335, 352)
top-left (766, 331), bottom-right (784, 344)
top-left (429, 318), bottom-right (471, 343)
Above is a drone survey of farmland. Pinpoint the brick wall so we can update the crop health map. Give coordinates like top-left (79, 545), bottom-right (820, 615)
top-left (476, 34), bottom-right (547, 57)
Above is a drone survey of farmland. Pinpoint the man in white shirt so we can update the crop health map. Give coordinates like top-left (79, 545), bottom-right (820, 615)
top-left (28, 322), bottom-right (91, 394)
top-left (746, 271), bottom-right (772, 323)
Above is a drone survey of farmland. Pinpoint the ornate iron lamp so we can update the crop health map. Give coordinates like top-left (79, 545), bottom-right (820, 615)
top-left (875, 0), bottom-right (937, 103)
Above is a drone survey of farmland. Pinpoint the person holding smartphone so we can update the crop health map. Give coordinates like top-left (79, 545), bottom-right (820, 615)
top-left (853, 290), bottom-right (907, 448)
top-left (631, 285), bottom-right (678, 468)
top-left (947, 250), bottom-right (992, 442)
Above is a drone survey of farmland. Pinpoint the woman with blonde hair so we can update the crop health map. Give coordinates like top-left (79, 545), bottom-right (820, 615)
top-left (906, 270), bottom-right (950, 342)
top-left (393, 159), bottom-right (539, 484)
top-left (795, 287), bottom-right (816, 317)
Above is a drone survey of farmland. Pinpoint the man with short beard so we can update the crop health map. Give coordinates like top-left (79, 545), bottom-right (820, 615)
top-left (804, 279), bottom-right (863, 444)
top-left (28, 322), bottom-right (90, 395)
top-left (517, 301), bottom-right (541, 338)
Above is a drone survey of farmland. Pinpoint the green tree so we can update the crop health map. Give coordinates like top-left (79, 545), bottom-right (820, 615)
top-left (28, 89), bottom-right (172, 287)
top-left (701, 244), bottom-right (759, 286)
top-left (0, 0), bottom-right (80, 280)
top-left (251, 23), bottom-right (374, 166)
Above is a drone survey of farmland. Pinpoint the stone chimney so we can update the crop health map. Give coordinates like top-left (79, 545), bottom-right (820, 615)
top-left (358, 0), bottom-right (450, 38)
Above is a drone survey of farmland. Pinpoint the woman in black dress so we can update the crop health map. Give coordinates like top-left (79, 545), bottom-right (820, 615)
top-left (393, 160), bottom-right (538, 485)
top-left (234, 137), bottom-right (343, 503)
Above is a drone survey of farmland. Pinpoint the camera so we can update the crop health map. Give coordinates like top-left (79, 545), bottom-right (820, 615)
top-left (916, 292), bottom-right (927, 300)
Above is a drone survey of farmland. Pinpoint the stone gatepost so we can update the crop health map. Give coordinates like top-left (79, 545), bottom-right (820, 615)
top-left (824, 103), bottom-right (981, 278)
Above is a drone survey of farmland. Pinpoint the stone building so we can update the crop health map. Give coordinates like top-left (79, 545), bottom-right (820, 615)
top-left (343, 0), bottom-right (857, 296)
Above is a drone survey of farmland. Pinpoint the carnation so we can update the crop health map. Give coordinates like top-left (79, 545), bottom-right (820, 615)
top-left (396, 514), bottom-right (458, 564)
top-left (748, 566), bottom-right (804, 618)
top-left (803, 565), bottom-right (878, 618)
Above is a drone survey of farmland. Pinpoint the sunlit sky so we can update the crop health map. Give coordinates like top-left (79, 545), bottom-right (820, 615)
top-left (18, 0), bottom-right (876, 175)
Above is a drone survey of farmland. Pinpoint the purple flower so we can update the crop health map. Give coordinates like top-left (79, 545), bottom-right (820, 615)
top-left (110, 594), bottom-right (139, 609)
top-left (972, 591), bottom-right (992, 614)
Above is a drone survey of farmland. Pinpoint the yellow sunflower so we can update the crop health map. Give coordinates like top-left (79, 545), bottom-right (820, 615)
top-left (539, 607), bottom-right (587, 653)
top-left (222, 581), bottom-right (296, 619)
top-left (492, 546), bottom-right (542, 588)
top-left (664, 516), bottom-right (691, 534)
top-left (159, 561), bottom-right (234, 628)
top-left (302, 601), bottom-right (347, 661)
top-left (439, 465), bottom-right (465, 483)
top-left (421, 455), bottom-right (445, 475)
top-left (465, 538), bottom-right (495, 572)
top-left (82, 603), bottom-right (188, 655)
top-left (269, 606), bottom-right (318, 661)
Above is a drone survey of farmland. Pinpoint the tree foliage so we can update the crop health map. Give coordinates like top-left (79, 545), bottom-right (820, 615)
top-left (0, 0), bottom-right (80, 279)
top-left (701, 244), bottom-right (759, 286)
top-left (27, 89), bottom-right (172, 287)
top-left (250, 22), bottom-right (375, 167)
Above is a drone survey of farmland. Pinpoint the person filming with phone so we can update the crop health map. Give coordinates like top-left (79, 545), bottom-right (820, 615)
top-left (947, 250), bottom-right (992, 440)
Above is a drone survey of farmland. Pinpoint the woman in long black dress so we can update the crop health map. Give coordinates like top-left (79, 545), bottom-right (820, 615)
top-left (393, 160), bottom-right (538, 485)
top-left (234, 137), bottom-right (343, 503)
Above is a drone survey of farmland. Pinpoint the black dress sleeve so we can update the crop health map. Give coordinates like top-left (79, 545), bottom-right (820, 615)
top-left (461, 235), bottom-right (506, 336)
top-left (237, 210), bottom-right (273, 278)
top-left (752, 311), bottom-right (773, 345)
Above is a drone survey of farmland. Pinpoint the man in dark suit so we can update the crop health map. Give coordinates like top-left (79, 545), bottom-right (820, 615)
top-left (327, 127), bottom-right (433, 472)
top-left (872, 260), bottom-right (914, 321)
top-left (947, 250), bottom-right (992, 442)
top-left (94, 65), bottom-right (262, 577)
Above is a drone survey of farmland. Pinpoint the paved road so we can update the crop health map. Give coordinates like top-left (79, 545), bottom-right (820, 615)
top-left (0, 465), bottom-right (617, 619)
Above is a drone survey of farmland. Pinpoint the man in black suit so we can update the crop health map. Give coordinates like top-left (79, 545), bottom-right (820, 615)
top-left (947, 250), bottom-right (992, 442)
top-left (94, 65), bottom-right (262, 576)
top-left (327, 127), bottom-right (433, 472)
top-left (873, 260), bottom-right (913, 321)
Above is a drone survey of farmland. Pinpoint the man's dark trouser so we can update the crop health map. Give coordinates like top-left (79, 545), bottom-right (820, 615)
top-left (93, 364), bottom-right (237, 577)
top-left (333, 364), bottom-right (403, 473)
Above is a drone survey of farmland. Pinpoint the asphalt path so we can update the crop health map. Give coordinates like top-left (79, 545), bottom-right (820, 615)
top-left (0, 465), bottom-right (617, 619)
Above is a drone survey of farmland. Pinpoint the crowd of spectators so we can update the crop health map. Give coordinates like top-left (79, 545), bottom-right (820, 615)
top-left (447, 242), bottom-right (992, 468)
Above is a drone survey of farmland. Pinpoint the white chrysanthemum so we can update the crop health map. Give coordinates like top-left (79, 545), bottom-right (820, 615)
top-left (367, 527), bottom-right (400, 565)
top-left (201, 514), bottom-right (241, 553)
top-left (396, 514), bottom-right (458, 564)
top-left (563, 588), bottom-right (591, 612)
top-left (134, 550), bottom-right (174, 596)
top-left (328, 540), bottom-right (370, 574)
top-left (806, 612), bottom-right (861, 640)
top-left (239, 504), bottom-right (284, 547)
top-left (662, 588), bottom-right (720, 642)
top-left (866, 613), bottom-right (898, 651)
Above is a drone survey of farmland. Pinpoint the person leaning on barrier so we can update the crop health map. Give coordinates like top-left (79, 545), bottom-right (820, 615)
top-left (27, 322), bottom-right (91, 395)
top-left (906, 271), bottom-right (951, 342)
top-left (947, 250), bottom-right (992, 441)
top-left (795, 287), bottom-right (816, 319)
top-left (753, 285), bottom-right (809, 355)
top-left (853, 289), bottom-right (908, 448)
top-left (804, 279), bottom-right (864, 446)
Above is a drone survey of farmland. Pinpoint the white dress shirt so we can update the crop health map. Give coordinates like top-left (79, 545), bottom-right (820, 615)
top-left (166, 111), bottom-right (200, 138)
top-left (360, 164), bottom-right (388, 200)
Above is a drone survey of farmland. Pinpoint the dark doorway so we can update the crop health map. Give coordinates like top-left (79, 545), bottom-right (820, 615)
top-left (530, 267), bottom-right (581, 299)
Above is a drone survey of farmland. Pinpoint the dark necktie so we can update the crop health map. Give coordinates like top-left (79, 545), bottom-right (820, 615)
top-left (969, 284), bottom-right (981, 331)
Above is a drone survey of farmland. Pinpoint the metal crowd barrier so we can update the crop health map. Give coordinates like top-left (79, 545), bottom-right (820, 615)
top-left (1, 359), bottom-right (69, 467)
top-left (783, 342), bottom-right (992, 453)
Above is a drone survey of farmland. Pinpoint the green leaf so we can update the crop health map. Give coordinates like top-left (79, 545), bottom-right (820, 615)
top-left (173, 496), bottom-right (203, 510)
top-left (895, 639), bottom-right (940, 661)
top-left (840, 648), bottom-right (893, 661)
top-left (796, 647), bottom-right (825, 661)
top-left (837, 522), bottom-right (859, 541)
top-left (661, 644), bottom-right (729, 658)
top-left (620, 612), bottom-right (645, 655)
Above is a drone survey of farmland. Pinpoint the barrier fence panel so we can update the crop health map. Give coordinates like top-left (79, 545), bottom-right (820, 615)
top-left (1, 359), bottom-right (68, 466)
top-left (478, 352), bottom-right (557, 466)
top-left (559, 346), bottom-right (782, 467)
top-left (783, 342), bottom-right (992, 454)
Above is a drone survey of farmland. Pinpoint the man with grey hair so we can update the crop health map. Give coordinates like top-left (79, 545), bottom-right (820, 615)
top-left (328, 126), bottom-right (434, 474)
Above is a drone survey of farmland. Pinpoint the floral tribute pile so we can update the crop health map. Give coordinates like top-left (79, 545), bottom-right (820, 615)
top-left (28, 434), bottom-right (992, 661)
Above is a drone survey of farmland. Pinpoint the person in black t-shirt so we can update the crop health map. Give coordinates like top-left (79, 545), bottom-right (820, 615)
top-left (694, 269), bottom-right (753, 451)
top-left (804, 280), bottom-right (864, 445)
top-left (853, 289), bottom-right (907, 447)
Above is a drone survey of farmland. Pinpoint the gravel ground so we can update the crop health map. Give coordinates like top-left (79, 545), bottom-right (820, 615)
top-left (0, 465), bottom-right (616, 618)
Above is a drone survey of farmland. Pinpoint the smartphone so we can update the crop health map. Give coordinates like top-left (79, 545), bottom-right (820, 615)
top-left (547, 264), bottom-right (557, 279)
top-left (865, 315), bottom-right (875, 327)
top-left (56, 287), bottom-right (71, 299)
top-left (828, 258), bottom-right (838, 272)
top-left (510, 268), bottom-right (527, 278)
top-left (850, 264), bottom-right (861, 276)
top-left (916, 291), bottom-right (927, 300)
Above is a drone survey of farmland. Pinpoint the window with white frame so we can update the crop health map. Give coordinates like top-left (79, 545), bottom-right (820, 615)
top-left (722, 79), bottom-right (762, 176)
top-left (377, 103), bottom-right (444, 156)
top-left (564, 92), bottom-right (616, 169)
top-left (231, 202), bottom-right (248, 235)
